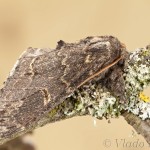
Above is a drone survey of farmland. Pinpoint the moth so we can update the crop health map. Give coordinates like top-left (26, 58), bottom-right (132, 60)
top-left (0, 36), bottom-right (128, 144)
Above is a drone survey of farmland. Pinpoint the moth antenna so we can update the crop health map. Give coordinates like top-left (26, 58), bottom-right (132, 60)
top-left (77, 55), bottom-right (123, 88)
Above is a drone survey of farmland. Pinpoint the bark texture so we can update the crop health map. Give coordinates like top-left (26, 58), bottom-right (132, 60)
top-left (123, 112), bottom-right (150, 145)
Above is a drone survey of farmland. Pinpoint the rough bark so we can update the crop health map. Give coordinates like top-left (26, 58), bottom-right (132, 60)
top-left (123, 112), bottom-right (150, 145)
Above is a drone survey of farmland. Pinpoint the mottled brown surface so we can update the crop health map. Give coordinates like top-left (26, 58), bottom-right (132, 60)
top-left (0, 36), bottom-right (126, 145)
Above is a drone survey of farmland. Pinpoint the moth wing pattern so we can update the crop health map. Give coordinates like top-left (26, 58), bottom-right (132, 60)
top-left (0, 36), bottom-right (126, 143)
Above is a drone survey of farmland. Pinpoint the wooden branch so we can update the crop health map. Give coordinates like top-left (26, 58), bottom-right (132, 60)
top-left (0, 36), bottom-right (149, 148)
top-left (123, 112), bottom-right (150, 145)
top-left (0, 133), bottom-right (35, 150)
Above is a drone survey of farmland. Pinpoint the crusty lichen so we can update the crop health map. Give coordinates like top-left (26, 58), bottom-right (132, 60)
top-left (64, 83), bottom-right (121, 119)
top-left (124, 46), bottom-right (150, 120)
top-left (139, 92), bottom-right (150, 102)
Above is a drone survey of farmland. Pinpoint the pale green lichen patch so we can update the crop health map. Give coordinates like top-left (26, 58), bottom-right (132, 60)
top-left (124, 46), bottom-right (150, 120)
top-left (64, 83), bottom-right (121, 119)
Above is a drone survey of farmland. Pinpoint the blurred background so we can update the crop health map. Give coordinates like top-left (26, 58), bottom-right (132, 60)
top-left (0, 0), bottom-right (150, 150)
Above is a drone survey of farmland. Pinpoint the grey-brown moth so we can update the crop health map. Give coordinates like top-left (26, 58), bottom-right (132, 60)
top-left (0, 36), bottom-right (128, 142)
